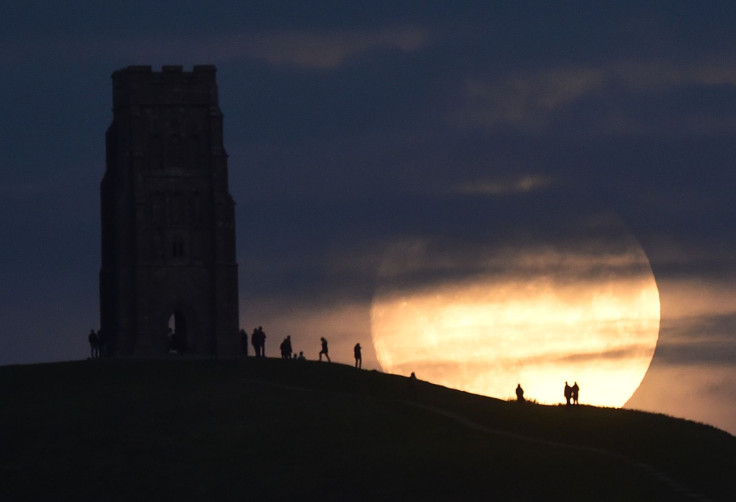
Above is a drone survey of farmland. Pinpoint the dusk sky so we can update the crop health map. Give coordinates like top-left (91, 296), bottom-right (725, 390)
top-left (2, 3), bottom-right (735, 435)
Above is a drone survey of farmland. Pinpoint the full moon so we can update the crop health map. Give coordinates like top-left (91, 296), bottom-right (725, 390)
top-left (370, 219), bottom-right (660, 407)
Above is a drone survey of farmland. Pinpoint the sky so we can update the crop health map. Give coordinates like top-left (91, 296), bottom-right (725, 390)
top-left (1, 3), bottom-right (735, 434)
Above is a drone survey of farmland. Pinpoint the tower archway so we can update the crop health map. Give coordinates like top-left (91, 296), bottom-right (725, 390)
top-left (167, 310), bottom-right (188, 354)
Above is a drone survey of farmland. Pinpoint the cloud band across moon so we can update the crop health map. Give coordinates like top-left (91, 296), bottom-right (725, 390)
top-left (371, 213), bottom-right (659, 406)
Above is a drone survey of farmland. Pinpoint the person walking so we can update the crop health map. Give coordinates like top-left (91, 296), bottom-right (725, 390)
top-left (319, 337), bottom-right (331, 362)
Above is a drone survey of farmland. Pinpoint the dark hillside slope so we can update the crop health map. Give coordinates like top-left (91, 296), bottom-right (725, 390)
top-left (1, 359), bottom-right (733, 501)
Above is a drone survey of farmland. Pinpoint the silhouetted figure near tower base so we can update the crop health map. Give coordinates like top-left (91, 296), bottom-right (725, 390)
top-left (251, 328), bottom-right (259, 357)
top-left (88, 329), bottom-right (99, 358)
top-left (252, 326), bottom-right (266, 357)
top-left (240, 329), bottom-right (248, 357)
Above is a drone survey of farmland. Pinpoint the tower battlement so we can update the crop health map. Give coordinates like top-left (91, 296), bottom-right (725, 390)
top-left (113, 64), bottom-right (216, 74)
top-left (112, 65), bottom-right (219, 109)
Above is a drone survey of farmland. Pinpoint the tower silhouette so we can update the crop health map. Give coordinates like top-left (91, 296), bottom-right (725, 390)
top-left (100, 65), bottom-right (239, 356)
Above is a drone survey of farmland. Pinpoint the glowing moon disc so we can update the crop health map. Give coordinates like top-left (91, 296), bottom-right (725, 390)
top-left (370, 233), bottom-right (660, 407)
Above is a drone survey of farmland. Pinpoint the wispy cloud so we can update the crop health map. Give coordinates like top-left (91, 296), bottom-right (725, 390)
top-left (455, 174), bottom-right (552, 196)
top-left (659, 278), bottom-right (736, 319)
top-left (0, 26), bottom-right (428, 69)
top-left (227, 26), bottom-right (427, 69)
top-left (376, 223), bottom-right (656, 291)
top-left (457, 67), bottom-right (605, 131)
top-left (453, 59), bottom-right (736, 134)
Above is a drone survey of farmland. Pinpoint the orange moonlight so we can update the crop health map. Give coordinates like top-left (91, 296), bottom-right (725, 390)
top-left (370, 232), bottom-right (660, 407)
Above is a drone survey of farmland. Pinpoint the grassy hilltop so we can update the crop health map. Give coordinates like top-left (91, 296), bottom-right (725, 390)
top-left (1, 358), bottom-right (734, 501)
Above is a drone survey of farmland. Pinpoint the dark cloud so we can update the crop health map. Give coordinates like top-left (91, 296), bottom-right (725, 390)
top-left (512, 344), bottom-right (656, 367)
top-left (385, 341), bottom-right (654, 378)
top-left (650, 314), bottom-right (736, 366)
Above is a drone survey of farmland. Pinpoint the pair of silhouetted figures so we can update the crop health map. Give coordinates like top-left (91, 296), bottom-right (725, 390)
top-left (251, 326), bottom-right (266, 357)
top-left (564, 381), bottom-right (580, 406)
top-left (88, 329), bottom-right (100, 358)
top-left (87, 329), bottom-right (112, 358)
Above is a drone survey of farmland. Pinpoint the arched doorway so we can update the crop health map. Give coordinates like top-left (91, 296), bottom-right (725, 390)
top-left (167, 310), bottom-right (188, 354)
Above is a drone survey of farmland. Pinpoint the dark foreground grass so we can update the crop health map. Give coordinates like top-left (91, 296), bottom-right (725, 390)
top-left (1, 358), bottom-right (734, 501)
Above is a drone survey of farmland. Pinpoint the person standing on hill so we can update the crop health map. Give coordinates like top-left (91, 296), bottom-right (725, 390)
top-left (251, 327), bottom-right (259, 357)
top-left (260, 327), bottom-right (267, 357)
top-left (354, 343), bottom-right (362, 368)
top-left (252, 326), bottom-right (266, 358)
top-left (515, 383), bottom-right (525, 402)
top-left (88, 329), bottom-right (99, 358)
top-left (240, 329), bottom-right (248, 357)
top-left (319, 337), bottom-right (331, 362)
top-left (280, 336), bottom-right (292, 359)
top-left (97, 329), bottom-right (108, 357)
top-left (571, 382), bottom-right (580, 405)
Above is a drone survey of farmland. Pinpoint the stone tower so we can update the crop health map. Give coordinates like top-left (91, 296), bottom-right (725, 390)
top-left (100, 65), bottom-right (239, 356)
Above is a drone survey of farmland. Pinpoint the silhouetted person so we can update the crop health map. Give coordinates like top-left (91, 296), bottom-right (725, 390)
top-left (564, 381), bottom-right (572, 406)
top-left (354, 343), bottom-right (362, 368)
top-left (240, 329), bottom-right (248, 357)
top-left (251, 326), bottom-right (266, 358)
top-left (571, 382), bottom-right (580, 405)
top-left (280, 336), bottom-right (293, 359)
top-left (258, 326), bottom-right (266, 357)
top-left (410, 372), bottom-right (417, 380)
top-left (298, 351), bottom-right (305, 360)
top-left (319, 337), bottom-right (331, 362)
top-left (95, 329), bottom-right (103, 357)
top-left (516, 383), bottom-right (525, 402)
top-left (88, 329), bottom-right (99, 358)
top-left (97, 329), bottom-right (109, 357)
top-left (251, 328), bottom-right (260, 357)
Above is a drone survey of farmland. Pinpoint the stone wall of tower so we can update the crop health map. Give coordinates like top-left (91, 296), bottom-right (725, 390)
top-left (100, 65), bottom-right (239, 356)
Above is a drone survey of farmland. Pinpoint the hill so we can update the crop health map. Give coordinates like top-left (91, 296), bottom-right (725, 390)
top-left (1, 358), bottom-right (734, 501)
